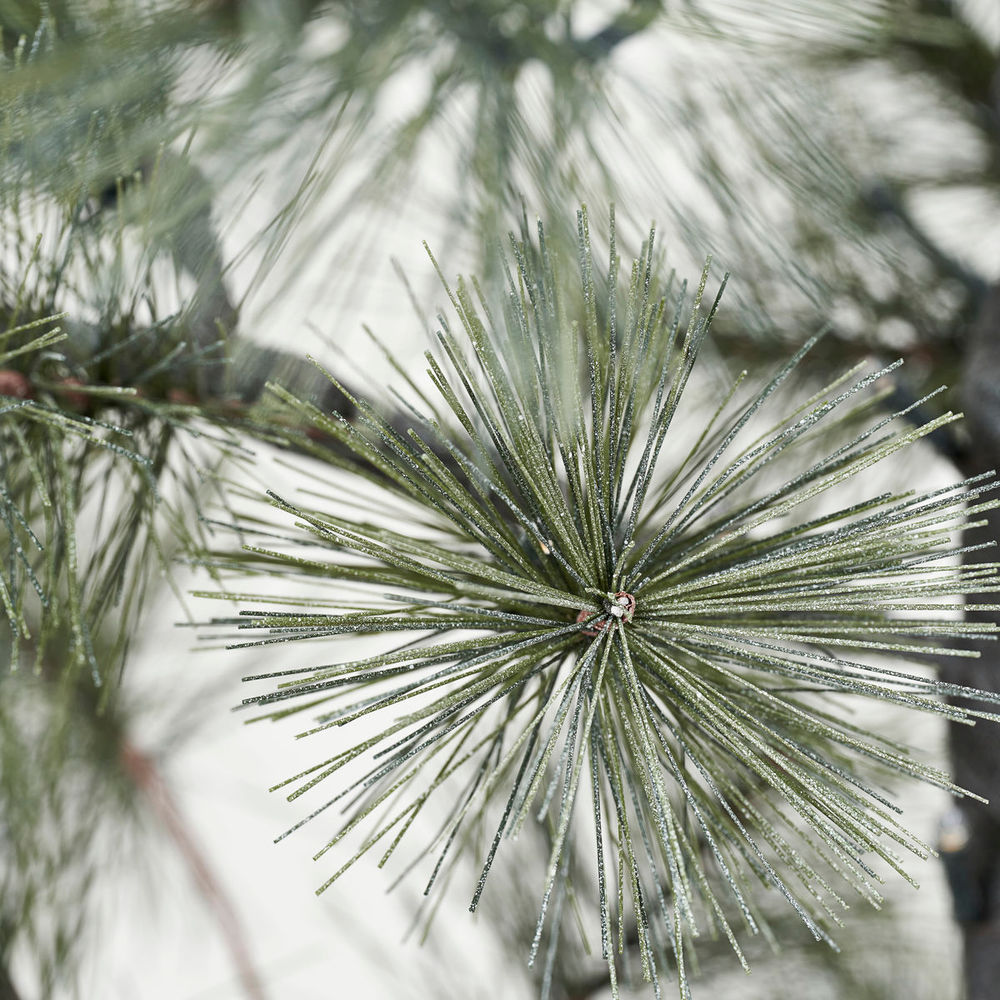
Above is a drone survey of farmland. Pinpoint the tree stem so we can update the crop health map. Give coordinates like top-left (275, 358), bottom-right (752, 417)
top-left (948, 280), bottom-right (1000, 1000)
top-left (120, 740), bottom-right (269, 1000)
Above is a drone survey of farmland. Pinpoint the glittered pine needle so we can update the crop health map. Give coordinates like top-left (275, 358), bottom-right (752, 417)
top-left (201, 207), bottom-right (1000, 998)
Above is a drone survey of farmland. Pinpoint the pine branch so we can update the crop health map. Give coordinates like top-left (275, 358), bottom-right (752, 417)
top-left (863, 182), bottom-right (989, 303)
top-left (577, 0), bottom-right (664, 58)
top-left (199, 207), bottom-right (1000, 998)
top-left (889, 0), bottom-right (1000, 142)
top-left (2, 4), bottom-right (997, 995)
top-left (0, 944), bottom-right (22, 1000)
top-left (120, 741), bottom-right (269, 1000)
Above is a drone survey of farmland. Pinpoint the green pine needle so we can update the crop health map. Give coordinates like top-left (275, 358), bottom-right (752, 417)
top-left (0, 147), bottom-right (241, 683)
top-left (203, 207), bottom-right (1000, 998)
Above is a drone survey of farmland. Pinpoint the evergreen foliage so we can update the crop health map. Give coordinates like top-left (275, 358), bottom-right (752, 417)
top-left (0, 1), bottom-right (996, 996)
top-left (0, 142), bottom-right (236, 681)
top-left (203, 208), bottom-right (1000, 998)
top-left (0, 25), bottom-right (245, 985)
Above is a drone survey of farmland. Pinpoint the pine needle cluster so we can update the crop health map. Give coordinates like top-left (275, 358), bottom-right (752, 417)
top-left (0, 91), bottom-right (244, 983)
top-left (204, 208), bottom-right (1000, 998)
top-left (0, 186), bottom-right (235, 681)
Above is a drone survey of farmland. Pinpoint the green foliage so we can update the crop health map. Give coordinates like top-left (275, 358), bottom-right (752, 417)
top-left (0, 167), bottom-right (236, 680)
top-left (0, 0), bottom-right (663, 258)
top-left (0, 75), bottom-right (248, 988)
top-left (204, 207), bottom-right (1000, 997)
top-left (0, 0), bottom-right (994, 994)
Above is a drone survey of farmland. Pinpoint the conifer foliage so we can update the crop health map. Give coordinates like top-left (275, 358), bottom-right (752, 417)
top-left (206, 208), bottom-right (1000, 997)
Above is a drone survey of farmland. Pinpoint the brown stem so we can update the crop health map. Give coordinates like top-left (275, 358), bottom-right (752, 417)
top-left (578, 0), bottom-right (663, 58)
top-left (945, 280), bottom-right (1000, 1000)
top-left (120, 740), bottom-right (269, 1000)
top-left (0, 956), bottom-right (23, 1000)
top-left (863, 182), bottom-right (988, 302)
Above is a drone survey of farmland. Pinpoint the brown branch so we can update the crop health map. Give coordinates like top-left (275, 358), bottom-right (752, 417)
top-left (577, 0), bottom-right (664, 58)
top-left (863, 182), bottom-right (988, 303)
top-left (943, 280), bottom-right (1000, 1000)
top-left (120, 740), bottom-right (269, 1000)
top-left (897, 0), bottom-right (1000, 139)
top-left (0, 953), bottom-right (23, 1000)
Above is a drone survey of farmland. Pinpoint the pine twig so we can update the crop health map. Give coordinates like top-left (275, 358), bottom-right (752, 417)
top-left (201, 208), bottom-right (1000, 998)
top-left (863, 182), bottom-right (988, 302)
top-left (119, 741), bottom-right (269, 1000)
top-left (0, 954), bottom-right (23, 1000)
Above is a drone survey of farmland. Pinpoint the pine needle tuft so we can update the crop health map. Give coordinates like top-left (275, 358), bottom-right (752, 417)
top-left (204, 207), bottom-right (1000, 996)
